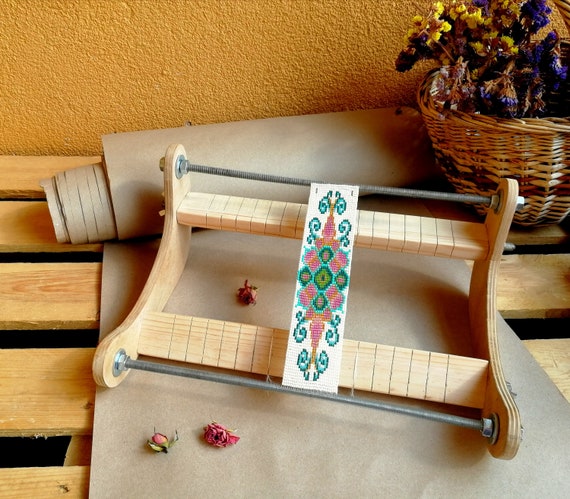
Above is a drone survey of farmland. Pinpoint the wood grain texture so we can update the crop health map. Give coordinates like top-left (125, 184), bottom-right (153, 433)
top-left (0, 466), bottom-right (89, 499)
top-left (524, 339), bottom-right (570, 402)
top-left (0, 343), bottom-right (564, 440)
top-left (508, 223), bottom-right (570, 246)
top-left (114, 164), bottom-right (522, 457)
top-left (2, 203), bottom-right (568, 319)
top-left (495, 254), bottom-right (570, 319)
top-left (0, 201), bottom-right (102, 253)
top-left (64, 436), bottom-right (93, 467)
top-left (0, 263), bottom-right (101, 329)
top-left (0, 156), bottom-right (101, 198)
top-left (0, 349), bottom-right (95, 436)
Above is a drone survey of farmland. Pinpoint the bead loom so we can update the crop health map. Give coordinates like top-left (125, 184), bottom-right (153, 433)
top-left (93, 143), bottom-right (523, 460)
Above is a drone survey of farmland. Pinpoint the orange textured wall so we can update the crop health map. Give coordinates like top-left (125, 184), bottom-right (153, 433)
top-left (0, 0), bottom-right (567, 155)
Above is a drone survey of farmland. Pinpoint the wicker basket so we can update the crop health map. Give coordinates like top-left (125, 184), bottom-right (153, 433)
top-left (417, 41), bottom-right (570, 226)
top-left (553, 0), bottom-right (570, 26)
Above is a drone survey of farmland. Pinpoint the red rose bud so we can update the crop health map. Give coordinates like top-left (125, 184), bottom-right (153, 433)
top-left (237, 280), bottom-right (257, 305)
top-left (203, 422), bottom-right (240, 448)
top-left (147, 429), bottom-right (179, 453)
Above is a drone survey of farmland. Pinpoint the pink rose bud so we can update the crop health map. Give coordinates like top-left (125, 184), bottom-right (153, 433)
top-left (203, 422), bottom-right (240, 448)
top-left (147, 429), bottom-right (179, 453)
top-left (237, 279), bottom-right (258, 305)
top-left (151, 432), bottom-right (168, 445)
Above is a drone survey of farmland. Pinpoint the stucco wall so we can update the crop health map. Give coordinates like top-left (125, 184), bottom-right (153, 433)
top-left (1, 0), bottom-right (567, 155)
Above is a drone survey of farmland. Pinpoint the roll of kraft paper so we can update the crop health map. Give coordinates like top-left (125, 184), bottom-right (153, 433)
top-left (41, 107), bottom-right (437, 244)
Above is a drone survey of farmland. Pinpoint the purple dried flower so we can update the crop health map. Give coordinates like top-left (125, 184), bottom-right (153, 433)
top-left (472, 0), bottom-right (490, 16)
top-left (521, 0), bottom-right (552, 34)
top-left (542, 31), bottom-right (559, 50)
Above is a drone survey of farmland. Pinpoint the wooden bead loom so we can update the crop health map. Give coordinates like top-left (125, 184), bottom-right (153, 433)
top-left (93, 144), bottom-right (523, 460)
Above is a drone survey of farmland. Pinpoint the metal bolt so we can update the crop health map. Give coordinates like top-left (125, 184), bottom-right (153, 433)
top-left (112, 349), bottom-right (128, 377)
top-left (481, 417), bottom-right (494, 438)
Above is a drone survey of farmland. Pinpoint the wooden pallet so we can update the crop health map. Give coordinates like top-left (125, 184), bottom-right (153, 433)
top-left (0, 156), bottom-right (569, 496)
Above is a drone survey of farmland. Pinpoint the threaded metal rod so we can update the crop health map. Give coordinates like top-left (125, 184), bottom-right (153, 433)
top-left (119, 352), bottom-right (493, 436)
top-left (178, 160), bottom-right (497, 207)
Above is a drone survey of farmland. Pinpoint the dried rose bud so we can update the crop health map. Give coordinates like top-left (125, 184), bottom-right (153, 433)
top-left (203, 422), bottom-right (240, 448)
top-left (237, 279), bottom-right (257, 305)
top-left (147, 429), bottom-right (179, 453)
top-left (151, 432), bottom-right (168, 445)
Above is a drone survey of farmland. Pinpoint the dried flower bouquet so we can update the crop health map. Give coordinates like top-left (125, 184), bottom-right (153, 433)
top-left (396, 0), bottom-right (567, 118)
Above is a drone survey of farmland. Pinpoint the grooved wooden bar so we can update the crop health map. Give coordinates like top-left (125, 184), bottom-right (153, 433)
top-left (177, 192), bottom-right (489, 260)
top-left (138, 311), bottom-right (488, 408)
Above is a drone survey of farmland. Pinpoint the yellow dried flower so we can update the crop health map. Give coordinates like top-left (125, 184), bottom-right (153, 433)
top-left (501, 36), bottom-right (514, 48)
top-left (461, 10), bottom-right (484, 30)
top-left (432, 31), bottom-right (443, 42)
top-left (450, 3), bottom-right (466, 21)
top-left (434, 2), bottom-right (445, 16)
top-left (470, 41), bottom-right (486, 56)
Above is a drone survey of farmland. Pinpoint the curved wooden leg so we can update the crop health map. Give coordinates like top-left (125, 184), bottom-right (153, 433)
top-left (469, 178), bottom-right (522, 459)
top-left (93, 144), bottom-right (192, 387)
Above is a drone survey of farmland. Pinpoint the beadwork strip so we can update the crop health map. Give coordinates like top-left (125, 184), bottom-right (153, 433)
top-left (282, 183), bottom-right (359, 393)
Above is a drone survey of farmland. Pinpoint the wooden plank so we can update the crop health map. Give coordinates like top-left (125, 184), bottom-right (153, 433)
top-left (0, 257), bottom-right (566, 330)
top-left (0, 349), bottom-right (95, 437)
top-left (0, 263), bottom-right (101, 329)
top-left (508, 222), bottom-right (570, 247)
top-left (0, 466), bottom-right (89, 499)
top-left (496, 254), bottom-right (570, 319)
top-left (0, 155), bottom-right (101, 199)
top-left (0, 201), bottom-right (102, 253)
top-left (64, 436), bottom-right (93, 467)
top-left (523, 339), bottom-right (570, 403)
